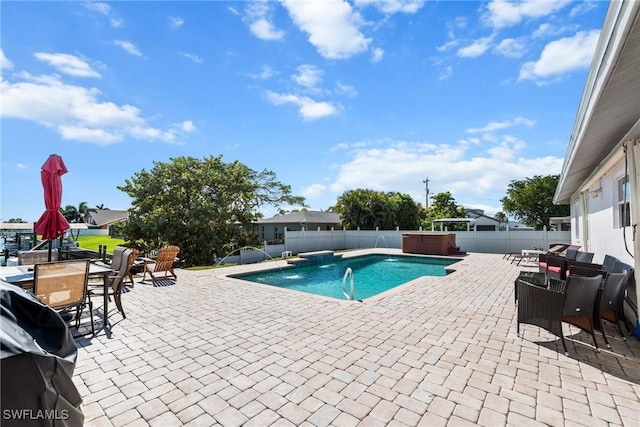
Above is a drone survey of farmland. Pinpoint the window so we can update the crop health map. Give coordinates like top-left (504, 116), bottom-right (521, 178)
top-left (617, 176), bottom-right (631, 227)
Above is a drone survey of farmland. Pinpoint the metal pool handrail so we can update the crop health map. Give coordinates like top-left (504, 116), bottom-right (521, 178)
top-left (342, 267), bottom-right (354, 300)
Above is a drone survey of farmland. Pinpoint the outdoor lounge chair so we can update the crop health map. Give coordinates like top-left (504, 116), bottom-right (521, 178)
top-left (89, 247), bottom-right (133, 319)
top-left (142, 245), bottom-right (180, 285)
top-left (517, 274), bottom-right (603, 355)
top-left (33, 259), bottom-right (94, 336)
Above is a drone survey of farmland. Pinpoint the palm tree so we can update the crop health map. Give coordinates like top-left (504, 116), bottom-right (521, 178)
top-left (77, 202), bottom-right (89, 222)
top-left (61, 205), bottom-right (78, 222)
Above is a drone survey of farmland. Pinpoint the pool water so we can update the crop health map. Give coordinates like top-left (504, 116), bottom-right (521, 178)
top-left (233, 254), bottom-right (459, 300)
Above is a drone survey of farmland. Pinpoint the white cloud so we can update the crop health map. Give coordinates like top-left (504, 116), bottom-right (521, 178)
top-left (482, 0), bottom-right (571, 30)
top-left (113, 40), bottom-right (143, 57)
top-left (1, 49), bottom-right (14, 70)
top-left (280, 0), bottom-right (370, 59)
top-left (264, 90), bottom-right (341, 121)
top-left (493, 38), bottom-right (526, 58)
top-left (84, 2), bottom-right (122, 28)
top-left (519, 30), bottom-right (599, 83)
top-left (169, 16), bottom-right (184, 30)
top-left (302, 183), bottom-right (328, 198)
top-left (370, 47), bottom-right (384, 63)
top-left (34, 52), bottom-right (101, 78)
top-left (335, 81), bottom-right (357, 97)
top-left (16, 163), bottom-right (28, 170)
top-left (466, 116), bottom-right (535, 134)
top-left (180, 53), bottom-right (203, 63)
top-left (322, 139), bottom-right (562, 209)
top-left (181, 121), bottom-right (196, 132)
top-left (0, 73), bottom-right (193, 145)
top-left (250, 65), bottom-right (276, 80)
top-left (293, 64), bottom-right (324, 91)
top-left (83, 1), bottom-right (111, 15)
top-left (457, 36), bottom-right (494, 58)
top-left (245, 1), bottom-right (285, 41)
top-left (354, 0), bottom-right (426, 14)
top-left (439, 66), bottom-right (453, 81)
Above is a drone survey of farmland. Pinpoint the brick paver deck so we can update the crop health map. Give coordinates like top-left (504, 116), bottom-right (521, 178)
top-left (75, 250), bottom-right (640, 426)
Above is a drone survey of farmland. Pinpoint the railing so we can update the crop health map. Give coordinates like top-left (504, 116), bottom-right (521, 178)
top-left (342, 267), bottom-right (354, 300)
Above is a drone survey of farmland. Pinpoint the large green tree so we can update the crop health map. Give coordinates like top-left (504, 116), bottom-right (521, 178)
top-left (421, 191), bottom-right (467, 230)
top-left (501, 174), bottom-right (569, 230)
top-left (117, 155), bottom-right (305, 266)
top-left (333, 189), bottom-right (421, 230)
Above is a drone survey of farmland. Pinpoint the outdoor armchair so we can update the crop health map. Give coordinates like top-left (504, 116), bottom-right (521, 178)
top-left (574, 251), bottom-right (595, 263)
top-left (517, 274), bottom-right (603, 355)
top-left (540, 254), bottom-right (568, 280)
top-left (125, 248), bottom-right (140, 286)
top-left (142, 245), bottom-right (180, 285)
top-left (89, 247), bottom-right (133, 319)
top-left (596, 271), bottom-right (628, 347)
top-left (33, 259), bottom-right (94, 336)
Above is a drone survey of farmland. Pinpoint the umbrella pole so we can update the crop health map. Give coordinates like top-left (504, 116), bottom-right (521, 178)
top-left (48, 240), bottom-right (52, 262)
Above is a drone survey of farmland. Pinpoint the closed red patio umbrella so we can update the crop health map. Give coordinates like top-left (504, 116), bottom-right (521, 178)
top-left (34, 154), bottom-right (70, 261)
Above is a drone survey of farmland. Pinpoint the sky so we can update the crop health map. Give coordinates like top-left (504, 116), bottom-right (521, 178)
top-left (1, 0), bottom-right (607, 223)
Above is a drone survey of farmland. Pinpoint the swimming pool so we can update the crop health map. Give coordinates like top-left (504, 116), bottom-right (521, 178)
top-left (232, 254), bottom-right (459, 301)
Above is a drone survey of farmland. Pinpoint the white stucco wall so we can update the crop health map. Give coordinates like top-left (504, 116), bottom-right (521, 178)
top-left (576, 159), bottom-right (635, 266)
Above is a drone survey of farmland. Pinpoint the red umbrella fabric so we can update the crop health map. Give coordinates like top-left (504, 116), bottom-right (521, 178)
top-left (34, 154), bottom-right (70, 241)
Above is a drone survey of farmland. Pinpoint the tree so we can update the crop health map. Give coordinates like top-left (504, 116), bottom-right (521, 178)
top-left (6, 218), bottom-right (28, 223)
top-left (61, 202), bottom-right (88, 223)
top-left (117, 155), bottom-right (306, 266)
top-left (421, 191), bottom-right (467, 230)
top-left (61, 205), bottom-right (78, 222)
top-left (494, 211), bottom-right (507, 223)
top-left (501, 175), bottom-right (569, 230)
top-left (333, 189), bottom-right (421, 230)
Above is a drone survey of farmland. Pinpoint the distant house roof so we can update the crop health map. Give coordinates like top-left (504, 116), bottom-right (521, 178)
top-left (85, 209), bottom-right (129, 227)
top-left (254, 211), bottom-right (341, 225)
top-left (464, 208), bottom-right (500, 223)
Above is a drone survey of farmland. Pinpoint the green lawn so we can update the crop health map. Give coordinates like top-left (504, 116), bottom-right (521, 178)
top-left (76, 236), bottom-right (126, 254)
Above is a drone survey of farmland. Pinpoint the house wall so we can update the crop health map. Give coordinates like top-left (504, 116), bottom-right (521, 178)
top-left (572, 159), bottom-right (635, 266)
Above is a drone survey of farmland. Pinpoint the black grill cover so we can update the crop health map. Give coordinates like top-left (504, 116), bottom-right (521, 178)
top-left (1, 282), bottom-right (84, 426)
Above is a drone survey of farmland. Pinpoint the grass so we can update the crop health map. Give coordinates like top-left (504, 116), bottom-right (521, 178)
top-left (76, 236), bottom-right (126, 253)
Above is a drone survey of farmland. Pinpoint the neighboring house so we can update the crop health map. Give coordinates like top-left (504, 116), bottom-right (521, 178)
top-left (432, 208), bottom-right (502, 231)
top-left (465, 208), bottom-right (502, 231)
top-left (83, 209), bottom-right (130, 230)
top-left (254, 211), bottom-right (341, 242)
top-left (553, 1), bottom-right (639, 335)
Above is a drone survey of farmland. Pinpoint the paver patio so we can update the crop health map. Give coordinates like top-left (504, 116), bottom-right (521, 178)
top-left (75, 250), bottom-right (640, 426)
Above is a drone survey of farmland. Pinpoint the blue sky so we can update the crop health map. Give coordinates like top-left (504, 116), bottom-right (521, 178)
top-left (1, 1), bottom-right (606, 223)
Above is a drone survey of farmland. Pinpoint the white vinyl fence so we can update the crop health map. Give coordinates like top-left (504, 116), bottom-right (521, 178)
top-left (281, 227), bottom-right (571, 256)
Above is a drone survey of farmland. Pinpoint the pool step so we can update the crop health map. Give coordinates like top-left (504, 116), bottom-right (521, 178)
top-left (287, 250), bottom-right (343, 267)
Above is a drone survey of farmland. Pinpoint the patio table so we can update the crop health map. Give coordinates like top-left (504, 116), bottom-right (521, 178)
top-left (514, 270), bottom-right (547, 303)
top-left (0, 262), bottom-right (115, 331)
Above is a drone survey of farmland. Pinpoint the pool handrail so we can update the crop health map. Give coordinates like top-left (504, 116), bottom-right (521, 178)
top-left (342, 267), bottom-right (354, 300)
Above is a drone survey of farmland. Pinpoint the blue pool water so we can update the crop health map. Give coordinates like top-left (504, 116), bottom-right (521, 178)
top-left (233, 254), bottom-right (459, 300)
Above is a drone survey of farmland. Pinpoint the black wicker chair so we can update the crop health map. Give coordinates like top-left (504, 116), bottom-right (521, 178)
top-left (517, 274), bottom-right (603, 355)
top-left (540, 254), bottom-right (568, 280)
top-left (595, 271), bottom-right (628, 348)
